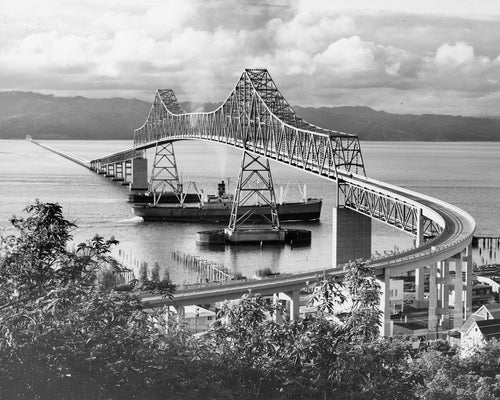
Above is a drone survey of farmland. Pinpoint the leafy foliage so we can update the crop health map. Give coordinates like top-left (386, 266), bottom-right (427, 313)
top-left (0, 201), bottom-right (177, 399)
top-left (2, 201), bottom-right (500, 399)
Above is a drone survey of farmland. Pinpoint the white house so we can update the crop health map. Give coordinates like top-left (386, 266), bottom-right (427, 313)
top-left (460, 304), bottom-right (500, 351)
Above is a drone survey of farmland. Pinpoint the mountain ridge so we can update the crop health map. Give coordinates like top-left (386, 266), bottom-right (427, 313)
top-left (1, 91), bottom-right (499, 141)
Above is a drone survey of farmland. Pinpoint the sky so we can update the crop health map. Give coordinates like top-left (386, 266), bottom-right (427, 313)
top-left (1, 0), bottom-right (500, 116)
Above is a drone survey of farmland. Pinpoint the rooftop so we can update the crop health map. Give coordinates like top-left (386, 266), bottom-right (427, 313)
top-left (476, 319), bottom-right (500, 339)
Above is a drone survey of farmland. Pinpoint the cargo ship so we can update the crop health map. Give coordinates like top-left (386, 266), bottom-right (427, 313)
top-left (131, 181), bottom-right (322, 223)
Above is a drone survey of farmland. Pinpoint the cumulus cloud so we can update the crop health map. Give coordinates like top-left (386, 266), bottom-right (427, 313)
top-left (412, 41), bottom-right (500, 94)
top-left (0, 0), bottom-right (500, 115)
top-left (435, 42), bottom-right (477, 67)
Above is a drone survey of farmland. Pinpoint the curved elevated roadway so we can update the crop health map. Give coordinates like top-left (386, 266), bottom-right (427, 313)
top-left (83, 69), bottom-right (476, 333)
top-left (142, 172), bottom-right (475, 309)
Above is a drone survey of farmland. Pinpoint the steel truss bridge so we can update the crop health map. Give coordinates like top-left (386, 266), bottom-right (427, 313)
top-left (88, 69), bottom-right (476, 337)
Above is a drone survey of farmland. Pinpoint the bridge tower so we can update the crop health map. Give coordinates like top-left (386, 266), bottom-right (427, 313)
top-left (225, 151), bottom-right (284, 242)
top-left (149, 142), bottom-right (183, 205)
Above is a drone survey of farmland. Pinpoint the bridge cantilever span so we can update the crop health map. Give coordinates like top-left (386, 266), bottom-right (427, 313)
top-left (88, 69), bottom-right (476, 337)
top-left (91, 69), bottom-right (442, 240)
top-left (132, 69), bottom-right (365, 178)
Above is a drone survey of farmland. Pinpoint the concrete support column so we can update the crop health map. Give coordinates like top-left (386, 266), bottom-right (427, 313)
top-left (124, 160), bottom-right (132, 183)
top-left (378, 270), bottom-right (392, 337)
top-left (130, 158), bottom-right (148, 191)
top-left (273, 294), bottom-right (283, 324)
top-left (437, 261), bottom-right (443, 308)
top-left (428, 263), bottom-right (438, 339)
top-left (465, 244), bottom-right (473, 319)
top-left (115, 162), bottom-right (123, 180)
top-left (279, 290), bottom-right (300, 321)
top-left (164, 306), bottom-right (172, 333)
top-left (106, 164), bottom-right (115, 177)
top-left (453, 254), bottom-right (463, 328)
top-left (441, 260), bottom-right (450, 329)
top-left (415, 208), bottom-right (426, 302)
top-left (174, 305), bottom-right (185, 323)
top-left (415, 267), bottom-right (425, 302)
top-left (332, 207), bottom-right (371, 267)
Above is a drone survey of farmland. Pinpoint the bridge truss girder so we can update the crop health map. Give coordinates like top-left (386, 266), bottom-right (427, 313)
top-left (133, 69), bottom-right (365, 179)
top-left (130, 68), bottom-right (444, 241)
top-left (338, 181), bottom-right (443, 240)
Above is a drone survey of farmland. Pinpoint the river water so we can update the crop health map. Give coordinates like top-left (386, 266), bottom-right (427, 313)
top-left (0, 140), bottom-right (499, 284)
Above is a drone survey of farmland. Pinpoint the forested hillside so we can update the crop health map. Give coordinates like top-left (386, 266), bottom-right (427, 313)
top-left (1, 91), bottom-right (499, 141)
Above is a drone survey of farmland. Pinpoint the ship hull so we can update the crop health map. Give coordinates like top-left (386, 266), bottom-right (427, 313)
top-left (133, 199), bottom-right (322, 223)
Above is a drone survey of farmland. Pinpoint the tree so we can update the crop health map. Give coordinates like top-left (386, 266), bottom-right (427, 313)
top-left (0, 201), bottom-right (178, 399)
top-left (413, 340), bottom-right (500, 400)
top-left (206, 260), bottom-right (388, 399)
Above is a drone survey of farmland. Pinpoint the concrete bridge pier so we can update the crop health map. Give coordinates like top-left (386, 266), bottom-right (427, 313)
top-left (464, 244), bottom-right (473, 318)
top-left (124, 160), bottom-right (132, 183)
top-left (130, 158), bottom-right (148, 191)
top-left (332, 206), bottom-right (372, 266)
top-left (415, 268), bottom-right (425, 304)
top-left (379, 270), bottom-right (393, 337)
top-left (438, 260), bottom-right (451, 330)
top-left (273, 294), bottom-right (284, 324)
top-left (428, 245), bottom-right (472, 334)
top-left (277, 290), bottom-right (300, 321)
top-left (415, 209), bottom-right (426, 304)
top-left (428, 263), bottom-right (438, 338)
top-left (114, 162), bottom-right (124, 181)
top-left (272, 291), bottom-right (300, 322)
top-left (174, 305), bottom-right (185, 323)
top-left (451, 244), bottom-right (473, 329)
top-left (105, 164), bottom-right (115, 178)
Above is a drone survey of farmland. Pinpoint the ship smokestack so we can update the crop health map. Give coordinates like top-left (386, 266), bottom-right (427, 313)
top-left (218, 181), bottom-right (226, 197)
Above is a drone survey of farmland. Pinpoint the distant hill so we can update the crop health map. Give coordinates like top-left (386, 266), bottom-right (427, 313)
top-left (1, 91), bottom-right (499, 141)
top-left (0, 92), bottom-right (150, 140)
top-left (295, 106), bottom-right (500, 141)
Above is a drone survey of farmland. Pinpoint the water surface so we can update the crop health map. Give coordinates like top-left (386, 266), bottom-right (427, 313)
top-left (0, 140), bottom-right (498, 283)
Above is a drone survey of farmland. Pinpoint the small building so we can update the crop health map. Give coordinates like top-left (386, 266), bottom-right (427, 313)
top-left (460, 304), bottom-right (500, 351)
top-left (461, 319), bottom-right (500, 350)
top-left (471, 280), bottom-right (495, 309)
top-left (389, 279), bottom-right (404, 313)
top-left (476, 275), bottom-right (500, 300)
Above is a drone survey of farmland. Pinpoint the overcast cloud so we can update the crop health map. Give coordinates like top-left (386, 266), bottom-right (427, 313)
top-left (1, 0), bottom-right (500, 116)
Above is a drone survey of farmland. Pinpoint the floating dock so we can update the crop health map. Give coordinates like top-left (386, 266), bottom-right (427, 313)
top-left (196, 228), bottom-right (311, 246)
top-left (225, 227), bottom-right (286, 243)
